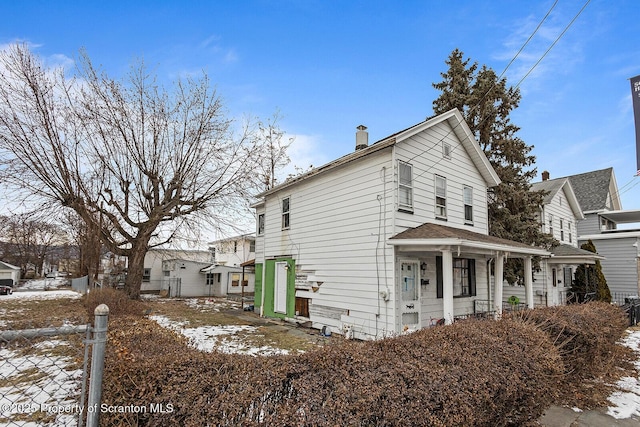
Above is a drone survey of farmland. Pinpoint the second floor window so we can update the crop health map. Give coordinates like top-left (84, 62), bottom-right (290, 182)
top-left (257, 213), bottom-right (265, 235)
top-left (463, 186), bottom-right (473, 224)
top-left (398, 161), bottom-right (413, 212)
top-left (282, 197), bottom-right (290, 230)
top-left (560, 219), bottom-right (564, 241)
top-left (568, 222), bottom-right (572, 243)
top-left (435, 175), bottom-right (447, 219)
top-left (548, 214), bottom-right (554, 236)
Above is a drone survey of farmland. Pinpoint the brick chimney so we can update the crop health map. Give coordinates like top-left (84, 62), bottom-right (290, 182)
top-left (542, 170), bottom-right (550, 181)
top-left (356, 125), bottom-right (368, 150)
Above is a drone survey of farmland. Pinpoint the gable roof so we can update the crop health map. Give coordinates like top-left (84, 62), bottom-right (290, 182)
top-left (530, 177), bottom-right (584, 220)
top-left (389, 222), bottom-right (550, 256)
top-left (255, 109), bottom-right (500, 199)
top-left (565, 167), bottom-right (621, 212)
top-left (0, 261), bottom-right (20, 270)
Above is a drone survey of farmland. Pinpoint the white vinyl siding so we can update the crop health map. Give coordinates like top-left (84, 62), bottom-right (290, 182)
top-left (435, 175), bottom-right (447, 219)
top-left (398, 161), bottom-right (413, 212)
top-left (394, 118), bottom-right (489, 234)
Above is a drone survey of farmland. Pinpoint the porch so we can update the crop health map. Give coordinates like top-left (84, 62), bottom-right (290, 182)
top-left (389, 222), bottom-right (551, 328)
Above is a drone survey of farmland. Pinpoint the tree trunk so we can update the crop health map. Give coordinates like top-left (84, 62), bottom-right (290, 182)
top-left (125, 244), bottom-right (148, 299)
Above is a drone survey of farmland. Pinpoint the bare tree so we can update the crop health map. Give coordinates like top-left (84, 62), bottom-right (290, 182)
top-left (0, 212), bottom-right (65, 277)
top-left (0, 44), bottom-right (268, 298)
top-left (256, 111), bottom-right (293, 191)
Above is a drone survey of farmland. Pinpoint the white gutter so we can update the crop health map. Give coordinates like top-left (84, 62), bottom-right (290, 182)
top-left (387, 238), bottom-right (550, 256)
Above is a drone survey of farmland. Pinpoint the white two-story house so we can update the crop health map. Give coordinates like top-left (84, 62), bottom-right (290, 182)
top-left (526, 173), bottom-right (603, 306)
top-left (252, 109), bottom-right (549, 340)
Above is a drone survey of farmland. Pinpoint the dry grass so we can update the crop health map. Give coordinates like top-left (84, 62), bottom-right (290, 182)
top-left (0, 297), bottom-right (87, 330)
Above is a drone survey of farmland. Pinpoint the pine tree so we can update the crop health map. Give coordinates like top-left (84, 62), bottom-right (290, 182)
top-left (572, 240), bottom-right (611, 303)
top-left (432, 50), bottom-right (557, 284)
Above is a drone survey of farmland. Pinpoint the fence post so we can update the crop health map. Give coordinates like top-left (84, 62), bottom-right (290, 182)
top-left (86, 304), bottom-right (109, 427)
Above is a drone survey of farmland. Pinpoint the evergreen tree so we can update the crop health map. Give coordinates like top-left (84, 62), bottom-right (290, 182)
top-left (572, 240), bottom-right (611, 303)
top-left (433, 50), bottom-right (557, 284)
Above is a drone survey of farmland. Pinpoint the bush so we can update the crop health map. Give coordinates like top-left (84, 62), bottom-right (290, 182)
top-left (101, 317), bottom-right (562, 427)
top-left (84, 287), bottom-right (145, 318)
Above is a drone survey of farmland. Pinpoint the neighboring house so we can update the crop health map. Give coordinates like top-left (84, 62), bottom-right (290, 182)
top-left (142, 249), bottom-right (212, 293)
top-left (252, 109), bottom-right (550, 340)
top-left (208, 234), bottom-right (256, 267)
top-left (0, 260), bottom-right (21, 285)
top-left (559, 167), bottom-right (640, 299)
top-left (524, 174), bottom-right (604, 306)
top-left (199, 263), bottom-right (254, 297)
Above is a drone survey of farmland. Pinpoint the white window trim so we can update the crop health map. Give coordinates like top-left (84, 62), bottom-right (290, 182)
top-left (282, 197), bottom-right (290, 230)
top-left (463, 186), bottom-right (473, 225)
top-left (398, 161), bottom-right (414, 212)
top-left (257, 213), bottom-right (265, 236)
top-left (435, 175), bottom-right (447, 219)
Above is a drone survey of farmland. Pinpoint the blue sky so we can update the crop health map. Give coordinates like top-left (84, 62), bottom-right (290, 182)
top-left (2, 0), bottom-right (640, 212)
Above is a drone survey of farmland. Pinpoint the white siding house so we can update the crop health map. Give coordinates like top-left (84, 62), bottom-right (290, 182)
top-left (564, 168), bottom-right (640, 300)
top-left (142, 249), bottom-right (212, 293)
top-left (253, 109), bottom-right (549, 339)
top-left (208, 234), bottom-right (255, 267)
top-left (0, 261), bottom-right (21, 285)
top-left (519, 174), bottom-right (603, 306)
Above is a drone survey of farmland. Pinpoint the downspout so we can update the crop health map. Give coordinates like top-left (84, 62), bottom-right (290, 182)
top-left (487, 257), bottom-right (494, 311)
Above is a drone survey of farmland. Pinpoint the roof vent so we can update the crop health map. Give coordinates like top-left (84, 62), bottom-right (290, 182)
top-left (356, 125), bottom-right (368, 150)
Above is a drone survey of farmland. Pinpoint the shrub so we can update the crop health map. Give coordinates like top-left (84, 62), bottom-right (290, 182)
top-left (101, 317), bottom-right (562, 427)
top-left (84, 287), bottom-right (145, 318)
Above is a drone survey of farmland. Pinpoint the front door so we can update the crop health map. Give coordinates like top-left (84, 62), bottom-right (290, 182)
top-left (400, 262), bottom-right (420, 330)
top-left (274, 261), bottom-right (288, 314)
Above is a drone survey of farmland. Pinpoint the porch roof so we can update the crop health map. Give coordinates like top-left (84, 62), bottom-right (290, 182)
top-left (547, 244), bottom-right (604, 264)
top-left (199, 264), bottom-right (243, 273)
top-left (388, 222), bottom-right (550, 256)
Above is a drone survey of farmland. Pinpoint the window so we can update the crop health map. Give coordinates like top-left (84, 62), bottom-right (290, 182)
top-left (206, 273), bottom-right (220, 286)
top-left (282, 197), bottom-right (290, 229)
top-left (436, 257), bottom-right (476, 298)
top-left (231, 273), bottom-right (240, 287)
top-left (142, 268), bottom-right (151, 283)
top-left (560, 219), bottom-right (564, 241)
top-left (548, 214), bottom-right (554, 236)
top-left (163, 270), bottom-right (170, 277)
top-left (463, 186), bottom-right (473, 224)
top-left (249, 239), bottom-right (255, 253)
top-left (435, 175), bottom-right (447, 219)
top-left (234, 241), bottom-right (238, 253)
top-left (257, 213), bottom-right (265, 235)
top-left (442, 142), bottom-right (452, 159)
top-left (398, 161), bottom-right (413, 211)
top-left (568, 222), bottom-right (572, 243)
top-left (206, 272), bottom-right (215, 286)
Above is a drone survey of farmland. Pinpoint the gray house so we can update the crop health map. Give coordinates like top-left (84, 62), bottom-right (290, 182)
top-left (549, 168), bottom-right (639, 299)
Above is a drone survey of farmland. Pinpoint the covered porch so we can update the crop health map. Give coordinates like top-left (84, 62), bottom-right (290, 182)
top-left (389, 223), bottom-right (550, 327)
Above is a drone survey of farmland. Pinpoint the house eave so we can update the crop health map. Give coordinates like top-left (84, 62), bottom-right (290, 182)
top-left (387, 238), bottom-right (550, 256)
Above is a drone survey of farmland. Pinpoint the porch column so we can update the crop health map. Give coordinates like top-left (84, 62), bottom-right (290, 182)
top-left (441, 249), bottom-right (454, 325)
top-left (493, 252), bottom-right (504, 318)
top-left (524, 256), bottom-right (534, 309)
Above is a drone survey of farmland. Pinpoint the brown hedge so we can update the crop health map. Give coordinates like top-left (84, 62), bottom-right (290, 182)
top-left (84, 287), bottom-right (146, 318)
top-left (507, 301), bottom-right (629, 381)
top-left (100, 316), bottom-right (563, 427)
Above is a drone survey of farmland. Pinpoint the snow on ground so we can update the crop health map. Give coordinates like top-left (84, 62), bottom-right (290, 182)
top-left (1, 290), bottom-right (81, 301)
top-left (607, 329), bottom-right (640, 419)
top-left (1, 290), bottom-right (85, 426)
top-left (17, 278), bottom-right (70, 291)
top-left (149, 314), bottom-right (290, 356)
top-left (3, 290), bottom-right (640, 421)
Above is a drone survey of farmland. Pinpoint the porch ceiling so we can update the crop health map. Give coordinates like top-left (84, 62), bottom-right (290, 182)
top-left (389, 222), bottom-right (550, 256)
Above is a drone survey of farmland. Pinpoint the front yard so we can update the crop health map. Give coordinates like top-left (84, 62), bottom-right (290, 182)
top-left (1, 284), bottom-right (639, 426)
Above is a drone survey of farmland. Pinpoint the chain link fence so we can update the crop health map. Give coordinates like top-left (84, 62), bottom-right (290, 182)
top-left (0, 305), bottom-right (109, 427)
